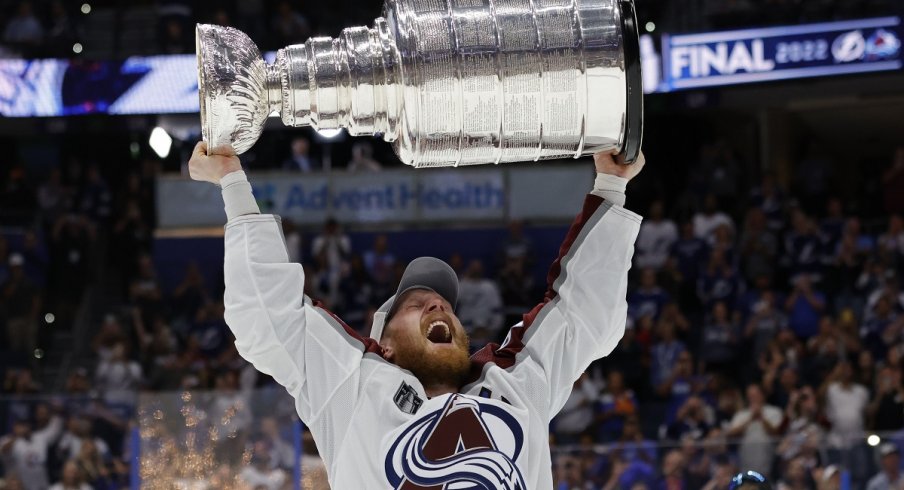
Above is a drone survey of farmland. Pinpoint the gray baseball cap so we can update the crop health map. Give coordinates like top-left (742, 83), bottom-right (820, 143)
top-left (369, 257), bottom-right (459, 340)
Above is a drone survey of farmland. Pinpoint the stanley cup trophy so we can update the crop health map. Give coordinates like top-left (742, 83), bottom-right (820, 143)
top-left (196, 0), bottom-right (643, 167)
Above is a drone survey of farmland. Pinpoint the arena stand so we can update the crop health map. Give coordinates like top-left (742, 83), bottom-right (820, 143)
top-left (1, 1), bottom-right (904, 489)
top-left (2, 137), bottom-right (904, 488)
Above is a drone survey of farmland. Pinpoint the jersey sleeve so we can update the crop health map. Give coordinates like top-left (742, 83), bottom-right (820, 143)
top-left (223, 214), bottom-right (381, 423)
top-left (471, 195), bottom-right (641, 417)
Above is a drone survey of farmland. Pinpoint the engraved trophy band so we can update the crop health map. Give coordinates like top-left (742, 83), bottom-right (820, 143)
top-left (196, 0), bottom-right (643, 167)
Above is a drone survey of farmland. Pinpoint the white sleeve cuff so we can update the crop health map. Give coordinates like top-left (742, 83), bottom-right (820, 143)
top-left (220, 170), bottom-right (260, 221)
top-left (590, 173), bottom-right (628, 206)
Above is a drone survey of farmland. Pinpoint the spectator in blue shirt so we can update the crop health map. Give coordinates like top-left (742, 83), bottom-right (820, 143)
top-left (783, 209), bottom-right (825, 282)
top-left (604, 456), bottom-right (656, 490)
top-left (630, 268), bottom-right (671, 321)
top-left (866, 276), bottom-right (904, 320)
top-left (843, 217), bottom-right (876, 256)
top-left (651, 322), bottom-right (687, 389)
top-left (738, 275), bottom-right (773, 319)
top-left (613, 415), bottom-right (657, 464)
top-left (740, 209), bottom-right (778, 284)
top-left (863, 295), bottom-right (898, 337)
top-left (749, 173), bottom-right (786, 233)
top-left (784, 275), bottom-right (826, 339)
top-left (667, 395), bottom-right (713, 441)
top-left (711, 224), bottom-right (737, 267)
top-left (698, 250), bottom-right (743, 310)
top-left (700, 302), bottom-right (739, 377)
top-left (821, 197), bottom-right (846, 243)
top-left (861, 295), bottom-right (899, 359)
top-left (189, 301), bottom-right (232, 361)
top-left (671, 221), bottom-right (710, 288)
top-left (657, 350), bottom-right (707, 424)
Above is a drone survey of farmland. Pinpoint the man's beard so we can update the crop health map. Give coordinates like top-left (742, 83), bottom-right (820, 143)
top-left (392, 328), bottom-right (471, 388)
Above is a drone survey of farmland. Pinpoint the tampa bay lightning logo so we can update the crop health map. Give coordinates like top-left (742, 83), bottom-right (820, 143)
top-left (384, 394), bottom-right (526, 490)
top-left (832, 30), bottom-right (866, 63)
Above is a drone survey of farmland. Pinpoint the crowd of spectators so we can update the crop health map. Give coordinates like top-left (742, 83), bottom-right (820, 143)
top-left (548, 147), bottom-right (904, 488)
top-left (3, 135), bottom-right (904, 490)
top-left (1, 0), bottom-right (900, 60)
top-left (0, 148), bottom-right (316, 488)
top-left (0, 151), bottom-right (157, 489)
top-left (0, 0), bottom-right (324, 59)
top-left (0, 0), bottom-right (79, 59)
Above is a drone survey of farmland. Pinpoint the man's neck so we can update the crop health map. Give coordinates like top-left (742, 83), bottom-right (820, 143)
top-left (425, 383), bottom-right (459, 398)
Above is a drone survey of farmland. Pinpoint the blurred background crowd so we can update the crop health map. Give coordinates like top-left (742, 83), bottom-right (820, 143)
top-left (1, 0), bottom-right (904, 490)
top-left (0, 0), bottom-right (896, 59)
top-left (1, 137), bottom-right (902, 489)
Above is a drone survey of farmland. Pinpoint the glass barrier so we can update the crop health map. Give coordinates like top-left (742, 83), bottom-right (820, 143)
top-left (1, 392), bottom-right (902, 490)
top-left (135, 386), bottom-right (326, 490)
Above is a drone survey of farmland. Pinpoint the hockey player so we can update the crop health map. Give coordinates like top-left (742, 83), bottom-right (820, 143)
top-left (188, 142), bottom-right (644, 488)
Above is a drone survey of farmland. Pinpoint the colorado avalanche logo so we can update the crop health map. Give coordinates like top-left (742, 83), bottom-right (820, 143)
top-left (865, 28), bottom-right (901, 61)
top-left (384, 394), bottom-right (526, 490)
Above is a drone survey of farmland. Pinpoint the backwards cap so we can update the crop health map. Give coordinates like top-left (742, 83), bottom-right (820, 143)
top-left (369, 257), bottom-right (459, 340)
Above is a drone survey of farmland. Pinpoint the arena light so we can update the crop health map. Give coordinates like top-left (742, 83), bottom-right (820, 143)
top-left (868, 434), bottom-right (881, 446)
top-left (72, 43), bottom-right (83, 54)
top-left (315, 128), bottom-right (343, 139)
top-left (645, 21), bottom-right (656, 32)
top-left (44, 313), bottom-right (55, 324)
top-left (81, 3), bottom-right (91, 14)
top-left (34, 348), bottom-right (44, 359)
top-left (149, 127), bottom-right (173, 158)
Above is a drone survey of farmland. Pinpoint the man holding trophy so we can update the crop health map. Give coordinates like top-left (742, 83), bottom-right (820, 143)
top-left (190, 141), bottom-right (642, 488)
top-left (191, 0), bottom-right (645, 486)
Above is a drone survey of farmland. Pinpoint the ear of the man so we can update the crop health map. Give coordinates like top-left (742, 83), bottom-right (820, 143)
top-left (379, 325), bottom-right (394, 354)
top-left (381, 344), bottom-right (395, 362)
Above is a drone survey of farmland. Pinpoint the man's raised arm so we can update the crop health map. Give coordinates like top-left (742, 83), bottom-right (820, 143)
top-left (478, 151), bottom-right (644, 417)
top-left (189, 143), bottom-right (376, 424)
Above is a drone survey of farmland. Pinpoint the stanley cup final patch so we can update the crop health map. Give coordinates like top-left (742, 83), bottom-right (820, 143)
top-left (394, 382), bottom-right (424, 415)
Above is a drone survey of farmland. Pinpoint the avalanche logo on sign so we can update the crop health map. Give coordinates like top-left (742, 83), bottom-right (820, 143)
top-left (384, 395), bottom-right (526, 490)
top-left (865, 29), bottom-right (901, 60)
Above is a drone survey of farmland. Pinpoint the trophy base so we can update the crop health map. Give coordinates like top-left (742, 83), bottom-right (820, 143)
top-left (619, 0), bottom-right (644, 165)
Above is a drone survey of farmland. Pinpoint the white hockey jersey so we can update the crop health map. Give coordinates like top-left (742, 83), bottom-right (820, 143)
top-left (223, 195), bottom-right (641, 489)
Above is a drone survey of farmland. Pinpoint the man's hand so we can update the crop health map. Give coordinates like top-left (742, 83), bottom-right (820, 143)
top-left (188, 141), bottom-right (243, 185)
top-left (594, 150), bottom-right (645, 181)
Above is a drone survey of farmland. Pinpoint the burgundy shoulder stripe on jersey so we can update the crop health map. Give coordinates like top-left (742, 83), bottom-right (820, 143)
top-left (312, 299), bottom-right (385, 355)
top-left (467, 194), bottom-right (607, 376)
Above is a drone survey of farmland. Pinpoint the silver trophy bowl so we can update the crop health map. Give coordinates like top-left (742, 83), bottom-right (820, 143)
top-left (196, 26), bottom-right (270, 155)
top-left (196, 0), bottom-right (643, 167)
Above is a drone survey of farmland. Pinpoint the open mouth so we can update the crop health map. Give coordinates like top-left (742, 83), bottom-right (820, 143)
top-left (425, 319), bottom-right (452, 344)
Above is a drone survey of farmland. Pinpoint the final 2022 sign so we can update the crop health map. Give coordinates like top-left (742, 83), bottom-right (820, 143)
top-left (661, 16), bottom-right (902, 90)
